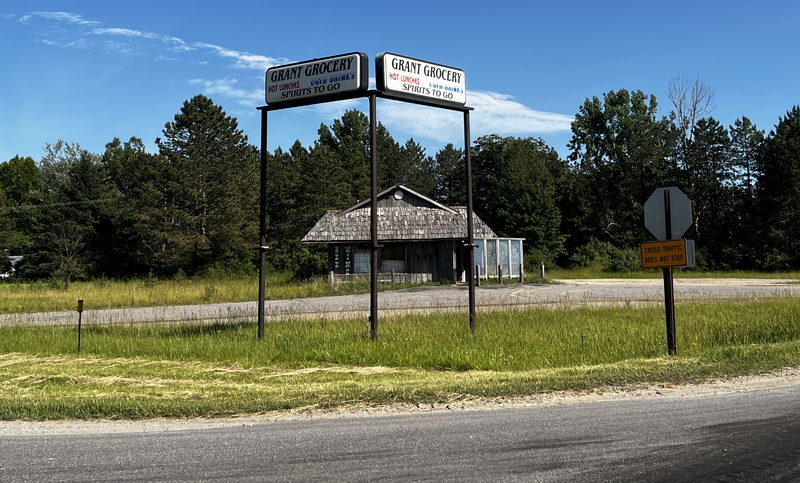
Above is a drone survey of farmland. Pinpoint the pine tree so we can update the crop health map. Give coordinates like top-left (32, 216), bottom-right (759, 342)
top-left (729, 117), bottom-right (764, 195)
top-left (431, 144), bottom-right (464, 205)
top-left (684, 117), bottom-right (732, 267)
top-left (156, 95), bottom-right (259, 274)
top-left (757, 106), bottom-right (800, 269)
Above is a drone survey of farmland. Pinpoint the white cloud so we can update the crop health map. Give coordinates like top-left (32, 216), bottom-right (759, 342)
top-left (310, 97), bottom-right (368, 119)
top-left (15, 10), bottom-right (284, 72)
top-left (470, 91), bottom-right (574, 134)
top-left (92, 27), bottom-right (147, 37)
top-left (377, 91), bottom-right (574, 143)
top-left (36, 37), bottom-right (90, 49)
top-left (194, 42), bottom-right (286, 71)
top-left (22, 11), bottom-right (99, 25)
top-left (91, 27), bottom-right (192, 52)
top-left (188, 78), bottom-right (263, 106)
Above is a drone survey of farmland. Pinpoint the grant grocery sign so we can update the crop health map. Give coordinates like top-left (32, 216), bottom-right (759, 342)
top-left (265, 52), bottom-right (368, 105)
top-left (376, 52), bottom-right (466, 106)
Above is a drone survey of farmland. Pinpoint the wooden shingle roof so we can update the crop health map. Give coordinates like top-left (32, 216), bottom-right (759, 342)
top-left (301, 184), bottom-right (497, 243)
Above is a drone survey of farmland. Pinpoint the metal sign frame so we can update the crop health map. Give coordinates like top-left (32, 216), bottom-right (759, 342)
top-left (256, 59), bottom-right (477, 340)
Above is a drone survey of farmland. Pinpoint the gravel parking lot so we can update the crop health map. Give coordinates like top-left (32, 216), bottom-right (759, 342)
top-left (2, 278), bottom-right (798, 327)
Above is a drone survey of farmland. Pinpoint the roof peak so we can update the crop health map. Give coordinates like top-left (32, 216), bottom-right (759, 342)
top-left (339, 184), bottom-right (456, 215)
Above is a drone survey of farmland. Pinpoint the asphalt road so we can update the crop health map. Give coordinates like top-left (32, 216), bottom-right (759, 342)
top-left (2, 278), bottom-right (799, 326)
top-left (3, 384), bottom-right (798, 482)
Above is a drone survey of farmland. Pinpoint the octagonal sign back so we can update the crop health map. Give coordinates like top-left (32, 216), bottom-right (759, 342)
top-left (644, 187), bottom-right (693, 241)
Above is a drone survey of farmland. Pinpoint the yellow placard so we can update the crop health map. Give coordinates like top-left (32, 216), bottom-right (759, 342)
top-left (640, 239), bottom-right (688, 269)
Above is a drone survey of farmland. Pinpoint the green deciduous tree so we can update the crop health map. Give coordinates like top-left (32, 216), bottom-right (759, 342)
top-left (0, 155), bottom-right (39, 255)
top-left (472, 135), bottom-right (565, 261)
top-left (15, 141), bottom-right (109, 285)
top-left (100, 137), bottom-right (162, 275)
top-left (567, 89), bottom-right (678, 250)
top-left (0, 155), bottom-right (39, 206)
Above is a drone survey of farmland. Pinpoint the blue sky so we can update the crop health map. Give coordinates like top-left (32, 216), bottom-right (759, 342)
top-left (1, 1), bottom-right (798, 162)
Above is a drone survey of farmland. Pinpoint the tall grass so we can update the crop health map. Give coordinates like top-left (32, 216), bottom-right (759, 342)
top-left (0, 272), bottom-right (379, 314)
top-left (3, 299), bottom-right (798, 371)
top-left (2, 299), bottom-right (798, 419)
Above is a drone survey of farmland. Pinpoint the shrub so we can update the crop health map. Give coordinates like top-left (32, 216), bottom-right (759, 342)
top-left (524, 249), bottom-right (558, 274)
top-left (605, 246), bottom-right (641, 273)
top-left (202, 258), bottom-right (255, 279)
top-left (569, 238), bottom-right (615, 268)
top-left (267, 241), bottom-right (326, 280)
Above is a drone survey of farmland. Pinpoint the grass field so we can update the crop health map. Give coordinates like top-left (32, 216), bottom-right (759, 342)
top-left (1, 298), bottom-right (798, 420)
top-left (0, 272), bottom-right (383, 315)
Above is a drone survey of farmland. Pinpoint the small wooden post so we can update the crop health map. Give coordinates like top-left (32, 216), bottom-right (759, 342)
top-left (77, 299), bottom-right (84, 353)
top-left (475, 264), bottom-right (481, 287)
top-left (519, 263), bottom-right (524, 283)
top-left (498, 264), bottom-right (503, 284)
top-left (540, 262), bottom-right (546, 279)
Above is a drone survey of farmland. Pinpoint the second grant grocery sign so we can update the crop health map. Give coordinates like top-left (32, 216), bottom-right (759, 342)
top-left (376, 52), bottom-right (466, 106)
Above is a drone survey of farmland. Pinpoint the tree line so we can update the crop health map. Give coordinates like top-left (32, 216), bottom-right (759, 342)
top-left (2, 88), bottom-right (800, 284)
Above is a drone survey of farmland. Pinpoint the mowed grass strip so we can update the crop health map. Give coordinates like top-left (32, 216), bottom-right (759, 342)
top-left (1, 298), bottom-right (798, 420)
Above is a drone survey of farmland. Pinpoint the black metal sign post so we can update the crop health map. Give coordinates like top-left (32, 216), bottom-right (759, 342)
top-left (644, 186), bottom-right (693, 355)
top-left (258, 109), bottom-right (268, 340)
top-left (258, 52), bottom-right (475, 340)
top-left (464, 110), bottom-right (476, 333)
top-left (369, 93), bottom-right (379, 340)
top-left (662, 189), bottom-right (677, 355)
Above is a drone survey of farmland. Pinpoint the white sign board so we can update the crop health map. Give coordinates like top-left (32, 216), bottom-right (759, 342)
top-left (376, 53), bottom-right (466, 106)
top-left (644, 187), bottom-right (693, 241)
top-left (265, 52), bottom-right (367, 105)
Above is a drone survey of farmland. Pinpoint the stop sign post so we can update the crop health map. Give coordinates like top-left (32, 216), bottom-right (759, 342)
top-left (643, 187), bottom-right (693, 356)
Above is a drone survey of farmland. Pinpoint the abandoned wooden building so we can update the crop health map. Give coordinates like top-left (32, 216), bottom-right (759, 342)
top-left (301, 184), bottom-right (524, 283)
